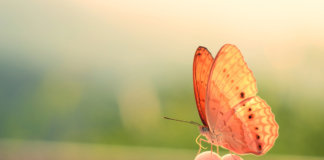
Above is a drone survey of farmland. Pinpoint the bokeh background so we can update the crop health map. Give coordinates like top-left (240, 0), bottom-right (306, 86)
top-left (1, 0), bottom-right (324, 159)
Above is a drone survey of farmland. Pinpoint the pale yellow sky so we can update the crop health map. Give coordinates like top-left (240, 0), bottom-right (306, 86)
top-left (1, 0), bottom-right (324, 94)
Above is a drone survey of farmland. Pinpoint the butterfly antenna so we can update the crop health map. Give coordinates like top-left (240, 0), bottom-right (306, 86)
top-left (163, 116), bottom-right (201, 126)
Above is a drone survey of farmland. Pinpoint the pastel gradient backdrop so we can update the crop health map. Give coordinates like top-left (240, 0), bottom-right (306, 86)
top-left (1, 0), bottom-right (324, 159)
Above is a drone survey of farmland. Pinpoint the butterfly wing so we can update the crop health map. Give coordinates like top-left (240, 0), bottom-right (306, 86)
top-left (205, 44), bottom-right (278, 155)
top-left (193, 46), bottom-right (214, 126)
top-left (205, 44), bottom-right (258, 132)
top-left (221, 96), bottom-right (279, 155)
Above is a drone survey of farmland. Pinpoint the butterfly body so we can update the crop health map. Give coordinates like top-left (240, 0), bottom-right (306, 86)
top-left (199, 125), bottom-right (223, 146)
top-left (193, 44), bottom-right (278, 155)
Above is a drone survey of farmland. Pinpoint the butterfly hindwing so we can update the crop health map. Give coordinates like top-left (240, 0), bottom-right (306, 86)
top-left (233, 96), bottom-right (279, 154)
top-left (193, 46), bottom-right (214, 126)
top-left (220, 97), bottom-right (278, 155)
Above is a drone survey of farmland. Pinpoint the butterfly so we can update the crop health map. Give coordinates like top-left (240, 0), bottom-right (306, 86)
top-left (193, 44), bottom-right (279, 155)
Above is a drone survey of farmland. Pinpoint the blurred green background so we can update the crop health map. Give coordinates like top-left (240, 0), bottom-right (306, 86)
top-left (1, 0), bottom-right (324, 159)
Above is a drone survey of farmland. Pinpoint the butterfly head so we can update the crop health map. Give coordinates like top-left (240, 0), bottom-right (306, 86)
top-left (199, 125), bottom-right (224, 146)
top-left (199, 125), bottom-right (209, 134)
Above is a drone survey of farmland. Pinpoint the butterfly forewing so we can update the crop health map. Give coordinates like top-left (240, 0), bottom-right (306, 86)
top-left (211, 44), bottom-right (258, 107)
top-left (193, 46), bottom-right (214, 126)
top-left (205, 44), bottom-right (258, 133)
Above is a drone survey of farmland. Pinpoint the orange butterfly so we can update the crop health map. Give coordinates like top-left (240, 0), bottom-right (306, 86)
top-left (193, 44), bottom-right (279, 155)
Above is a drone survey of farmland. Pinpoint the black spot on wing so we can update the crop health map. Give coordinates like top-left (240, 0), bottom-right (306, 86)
top-left (240, 92), bottom-right (245, 98)
top-left (258, 144), bottom-right (262, 150)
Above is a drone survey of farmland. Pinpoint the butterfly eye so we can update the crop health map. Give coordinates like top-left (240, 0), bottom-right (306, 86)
top-left (256, 135), bottom-right (260, 139)
top-left (202, 127), bottom-right (209, 132)
top-left (248, 114), bottom-right (254, 119)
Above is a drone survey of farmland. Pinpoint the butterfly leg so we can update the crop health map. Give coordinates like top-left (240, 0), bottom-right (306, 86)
top-left (195, 134), bottom-right (202, 146)
top-left (210, 144), bottom-right (219, 154)
top-left (199, 138), bottom-right (209, 149)
top-left (195, 134), bottom-right (203, 154)
top-left (196, 134), bottom-right (208, 150)
top-left (210, 144), bottom-right (213, 156)
top-left (195, 135), bottom-right (208, 155)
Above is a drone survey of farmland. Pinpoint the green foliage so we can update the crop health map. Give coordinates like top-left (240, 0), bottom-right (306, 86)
top-left (0, 51), bottom-right (324, 157)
